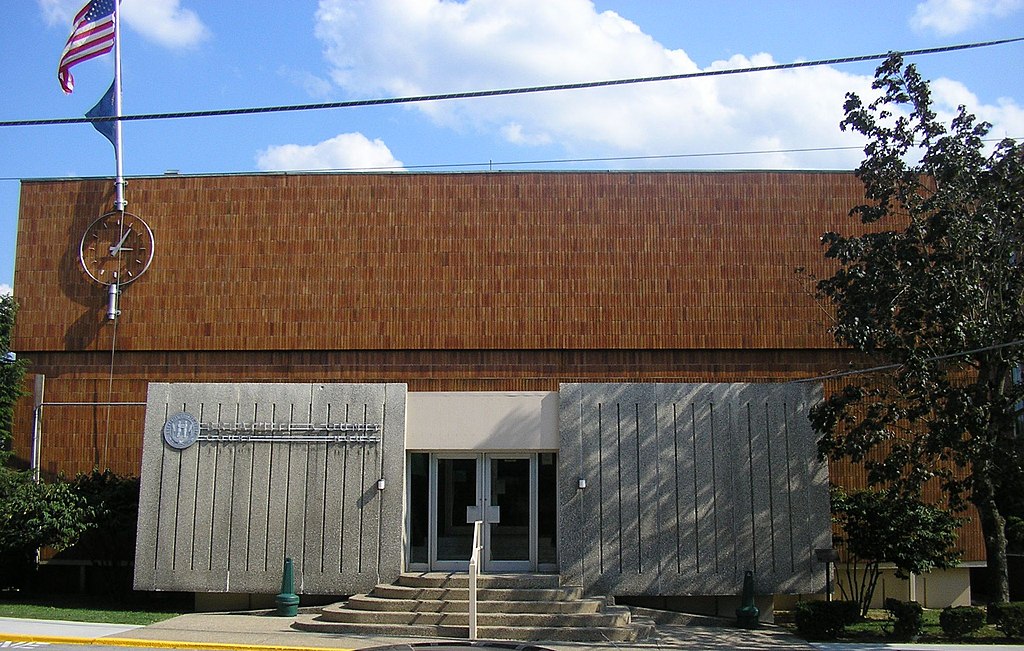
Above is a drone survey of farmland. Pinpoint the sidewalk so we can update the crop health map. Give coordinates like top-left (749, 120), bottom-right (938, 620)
top-left (4, 612), bottom-right (1023, 651)
top-left (1, 611), bottom-right (819, 651)
top-left (0, 616), bottom-right (141, 638)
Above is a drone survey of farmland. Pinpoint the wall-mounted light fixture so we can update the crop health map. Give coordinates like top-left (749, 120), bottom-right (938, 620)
top-left (578, 478), bottom-right (587, 490)
top-left (377, 478), bottom-right (386, 491)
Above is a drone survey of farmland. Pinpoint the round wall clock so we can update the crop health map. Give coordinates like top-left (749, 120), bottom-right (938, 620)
top-left (79, 211), bottom-right (155, 285)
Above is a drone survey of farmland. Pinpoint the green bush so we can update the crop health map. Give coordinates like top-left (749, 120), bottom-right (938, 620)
top-left (69, 470), bottom-right (140, 564)
top-left (62, 470), bottom-right (140, 595)
top-left (794, 600), bottom-right (860, 639)
top-left (939, 606), bottom-right (985, 639)
top-left (884, 598), bottom-right (924, 641)
top-left (990, 602), bottom-right (1024, 638)
top-left (0, 467), bottom-right (91, 590)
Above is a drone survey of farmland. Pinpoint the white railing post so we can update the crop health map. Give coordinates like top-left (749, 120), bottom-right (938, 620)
top-left (468, 520), bottom-right (483, 640)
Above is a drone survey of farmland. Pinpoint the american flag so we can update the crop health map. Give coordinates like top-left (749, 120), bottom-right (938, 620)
top-left (58, 0), bottom-right (116, 94)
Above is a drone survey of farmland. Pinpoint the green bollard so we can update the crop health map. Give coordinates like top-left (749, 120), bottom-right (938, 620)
top-left (275, 557), bottom-right (300, 617)
top-left (736, 570), bottom-right (760, 629)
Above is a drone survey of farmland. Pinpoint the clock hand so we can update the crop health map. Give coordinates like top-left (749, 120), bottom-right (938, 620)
top-left (109, 228), bottom-right (132, 256)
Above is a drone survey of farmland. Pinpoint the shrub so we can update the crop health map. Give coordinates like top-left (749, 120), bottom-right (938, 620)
top-left (794, 600), bottom-right (860, 639)
top-left (939, 606), bottom-right (985, 639)
top-left (885, 598), bottom-right (924, 641)
top-left (990, 602), bottom-right (1024, 638)
top-left (0, 467), bottom-right (91, 590)
top-left (70, 470), bottom-right (140, 564)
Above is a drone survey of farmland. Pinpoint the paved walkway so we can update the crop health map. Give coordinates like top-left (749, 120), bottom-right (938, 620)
top-left (0, 616), bottom-right (141, 638)
top-left (3, 613), bottom-right (1023, 651)
top-left (1, 612), bottom-right (818, 651)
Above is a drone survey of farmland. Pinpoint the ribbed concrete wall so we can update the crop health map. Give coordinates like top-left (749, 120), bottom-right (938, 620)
top-left (559, 382), bottom-right (830, 596)
top-left (133, 382), bottom-right (406, 595)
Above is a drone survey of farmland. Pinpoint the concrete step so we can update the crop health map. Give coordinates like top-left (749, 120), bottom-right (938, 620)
top-left (299, 572), bottom-right (650, 643)
top-left (397, 572), bottom-right (562, 589)
top-left (344, 594), bottom-right (605, 614)
top-left (369, 584), bottom-right (582, 601)
top-left (292, 617), bottom-right (649, 642)
top-left (315, 604), bottom-right (632, 627)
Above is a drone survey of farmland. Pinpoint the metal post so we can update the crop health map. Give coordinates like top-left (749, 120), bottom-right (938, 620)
top-left (275, 557), bottom-right (299, 617)
top-left (106, 282), bottom-right (120, 321)
top-left (30, 374), bottom-right (44, 482)
top-left (815, 548), bottom-right (840, 601)
top-left (469, 520), bottom-right (482, 640)
top-left (736, 570), bottom-right (760, 629)
top-left (112, 2), bottom-right (125, 212)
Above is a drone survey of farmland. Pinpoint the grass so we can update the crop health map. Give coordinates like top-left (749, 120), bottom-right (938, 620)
top-left (785, 607), bottom-right (1013, 644)
top-left (0, 593), bottom-right (187, 626)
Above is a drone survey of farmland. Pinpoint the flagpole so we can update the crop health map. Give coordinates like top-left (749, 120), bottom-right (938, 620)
top-left (107, 1), bottom-right (125, 320)
top-left (113, 0), bottom-right (125, 212)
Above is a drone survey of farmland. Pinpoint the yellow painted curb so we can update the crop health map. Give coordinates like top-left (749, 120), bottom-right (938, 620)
top-left (0, 632), bottom-right (354, 651)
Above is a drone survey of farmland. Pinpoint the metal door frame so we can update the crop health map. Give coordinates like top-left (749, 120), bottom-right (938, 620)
top-left (483, 453), bottom-right (536, 572)
top-left (429, 454), bottom-right (480, 572)
top-left (416, 453), bottom-right (544, 572)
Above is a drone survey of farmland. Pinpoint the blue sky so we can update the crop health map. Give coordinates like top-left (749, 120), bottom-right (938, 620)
top-left (2, 0), bottom-right (1023, 294)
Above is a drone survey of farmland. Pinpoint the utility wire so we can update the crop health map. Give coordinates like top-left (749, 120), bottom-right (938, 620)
top-left (791, 339), bottom-right (1024, 384)
top-left (0, 137), bottom-right (1018, 181)
top-left (1, 37), bottom-right (1021, 129)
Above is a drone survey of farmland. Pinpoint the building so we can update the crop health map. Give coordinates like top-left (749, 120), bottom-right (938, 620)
top-left (9, 171), bottom-right (980, 616)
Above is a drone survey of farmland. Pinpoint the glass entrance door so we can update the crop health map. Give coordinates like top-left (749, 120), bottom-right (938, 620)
top-left (484, 456), bottom-right (532, 571)
top-left (432, 456), bottom-right (479, 571)
top-left (410, 452), bottom-right (556, 572)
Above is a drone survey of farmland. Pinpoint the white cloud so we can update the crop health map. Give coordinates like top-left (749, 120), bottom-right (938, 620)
top-left (931, 77), bottom-right (1024, 139)
top-left (313, 0), bottom-right (879, 169)
top-left (0, 284), bottom-right (11, 296)
top-left (39, 0), bottom-right (209, 48)
top-left (120, 0), bottom-right (209, 48)
top-left (256, 133), bottom-right (405, 172)
top-left (910, 0), bottom-right (1023, 35)
top-left (279, 67), bottom-right (335, 99)
top-left (312, 0), bottom-right (1023, 170)
top-left (38, 0), bottom-right (71, 25)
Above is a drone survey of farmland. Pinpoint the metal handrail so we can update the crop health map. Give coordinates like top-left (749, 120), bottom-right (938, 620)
top-left (468, 520), bottom-right (483, 640)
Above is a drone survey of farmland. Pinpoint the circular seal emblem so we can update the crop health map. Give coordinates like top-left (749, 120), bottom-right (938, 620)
top-left (163, 411), bottom-right (200, 449)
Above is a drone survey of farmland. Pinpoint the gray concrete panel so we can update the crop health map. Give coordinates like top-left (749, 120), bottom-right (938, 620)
top-left (654, 393), bottom-right (680, 585)
top-left (638, 397), bottom-right (660, 583)
top-left (691, 391), bottom-right (716, 579)
top-left (672, 391), bottom-right (699, 580)
top-left (557, 383), bottom-right (584, 587)
top-left (134, 382), bottom-right (408, 596)
top-left (376, 384), bottom-right (406, 587)
top-left (768, 386), bottom-right (796, 583)
top-left (712, 386), bottom-right (739, 581)
top-left (559, 382), bottom-right (829, 597)
top-left (597, 391), bottom-right (621, 585)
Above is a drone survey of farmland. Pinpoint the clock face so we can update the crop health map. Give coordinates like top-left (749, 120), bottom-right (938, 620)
top-left (79, 211), bottom-right (155, 285)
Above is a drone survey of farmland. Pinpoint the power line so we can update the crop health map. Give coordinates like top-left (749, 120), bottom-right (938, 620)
top-left (1, 37), bottom-right (1021, 129)
top-left (1, 138), bottom-right (1019, 182)
top-left (791, 339), bottom-right (1024, 384)
top-left (313, 144), bottom-right (870, 172)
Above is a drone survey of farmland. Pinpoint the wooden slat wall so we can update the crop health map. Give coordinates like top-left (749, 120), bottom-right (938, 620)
top-left (12, 171), bottom-right (857, 353)
top-left (10, 348), bottom-right (860, 476)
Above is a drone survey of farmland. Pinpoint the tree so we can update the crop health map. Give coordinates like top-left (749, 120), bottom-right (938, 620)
top-left (811, 53), bottom-right (1024, 604)
top-left (0, 293), bottom-right (27, 461)
top-left (831, 486), bottom-right (961, 616)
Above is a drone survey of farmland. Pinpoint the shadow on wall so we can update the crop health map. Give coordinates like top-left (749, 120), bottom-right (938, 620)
top-left (60, 181), bottom-right (118, 350)
top-left (559, 381), bottom-right (831, 599)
